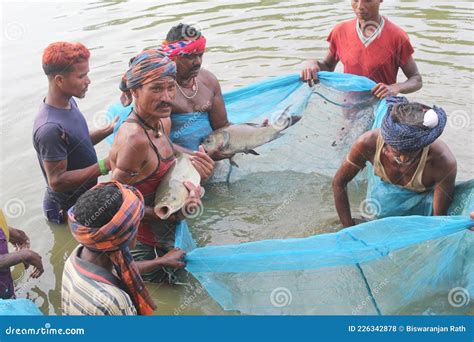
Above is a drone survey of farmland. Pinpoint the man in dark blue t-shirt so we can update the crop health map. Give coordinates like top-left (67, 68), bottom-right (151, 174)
top-left (33, 42), bottom-right (117, 224)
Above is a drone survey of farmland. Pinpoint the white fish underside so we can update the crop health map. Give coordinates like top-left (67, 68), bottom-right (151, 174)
top-left (154, 153), bottom-right (201, 220)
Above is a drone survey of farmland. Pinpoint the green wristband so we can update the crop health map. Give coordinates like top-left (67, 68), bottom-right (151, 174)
top-left (98, 159), bottom-right (108, 176)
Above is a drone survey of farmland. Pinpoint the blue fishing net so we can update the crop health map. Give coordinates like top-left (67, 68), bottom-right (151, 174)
top-left (106, 74), bottom-right (312, 147)
top-left (106, 72), bottom-right (472, 314)
top-left (0, 299), bottom-right (43, 315)
top-left (106, 72), bottom-right (376, 179)
top-left (170, 72), bottom-right (473, 315)
top-left (176, 215), bottom-right (473, 315)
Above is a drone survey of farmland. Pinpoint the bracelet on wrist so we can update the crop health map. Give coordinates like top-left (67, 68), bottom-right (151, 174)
top-left (98, 159), bottom-right (109, 176)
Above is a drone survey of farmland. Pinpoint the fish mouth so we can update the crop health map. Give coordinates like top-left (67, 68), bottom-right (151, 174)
top-left (156, 205), bottom-right (174, 220)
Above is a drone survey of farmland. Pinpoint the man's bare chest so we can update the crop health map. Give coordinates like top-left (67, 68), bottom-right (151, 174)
top-left (173, 79), bottom-right (214, 113)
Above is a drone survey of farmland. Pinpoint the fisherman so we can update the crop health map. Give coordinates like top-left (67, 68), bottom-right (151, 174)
top-left (160, 24), bottom-right (268, 163)
top-left (33, 42), bottom-right (117, 224)
top-left (62, 181), bottom-right (181, 315)
top-left (109, 49), bottom-right (212, 282)
top-left (332, 97), bottom-right (457, 227)
top-left (0, 209), bottom-right (44, 299)
top-left (160, 23), bottom-right (232, 158)
top-left (301, 0), bottom-right (422, 98)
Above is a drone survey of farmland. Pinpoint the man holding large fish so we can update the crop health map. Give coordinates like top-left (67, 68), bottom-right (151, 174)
top-left (160, 24), bottom-right (275, 166)
top-left (109, 49), bottom-right (215, 283)
top-left (159, 24), bottom-right (230, 155)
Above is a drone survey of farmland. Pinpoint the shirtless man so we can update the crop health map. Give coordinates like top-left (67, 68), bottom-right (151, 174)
top-left (332, 97), bottom-right (457, 227)
top-left (109, 49), bottom-right (214, 282)
top-left (159, 24), bottom-right (231, 159)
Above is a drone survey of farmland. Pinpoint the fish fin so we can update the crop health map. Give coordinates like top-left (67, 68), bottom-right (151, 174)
top-left (246, 149), bottom-right (260, 155)
top-left (288, 115), bottom-right (302, 127)
top-left (222, 130), bottom-right (231, 150)
top-left (229, 157), bottom-right (239, 168)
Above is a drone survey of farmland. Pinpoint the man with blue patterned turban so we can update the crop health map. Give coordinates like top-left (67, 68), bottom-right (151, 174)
top-left (332, 96), bottom-right (457, 227)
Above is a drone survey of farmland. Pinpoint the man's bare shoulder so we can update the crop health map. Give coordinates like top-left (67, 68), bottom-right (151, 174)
top-left (198, 68), bottom-right (220, 89)
top-left (113, 123), bottom-right (149, 150)
top-left (429, 139), bottom-right (457, 171)
top-left (353, 129), bottom-right (379, 153)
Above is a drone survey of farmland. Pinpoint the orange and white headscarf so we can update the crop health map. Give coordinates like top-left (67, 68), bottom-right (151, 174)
top-left (68, 181), bottom-right (156, 315)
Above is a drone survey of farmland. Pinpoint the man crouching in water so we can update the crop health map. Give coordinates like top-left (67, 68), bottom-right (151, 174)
top-left (333, 97), bottom-right (457, 227)
top-left (109, 49), bottom-right (215, 282)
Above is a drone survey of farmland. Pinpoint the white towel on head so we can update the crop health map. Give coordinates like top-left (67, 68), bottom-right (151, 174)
top-left (423, 109), bottom-right (439, 128)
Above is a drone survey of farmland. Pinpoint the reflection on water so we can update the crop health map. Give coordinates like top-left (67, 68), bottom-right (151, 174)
top-left (0, 0), bottom-right (472, 315)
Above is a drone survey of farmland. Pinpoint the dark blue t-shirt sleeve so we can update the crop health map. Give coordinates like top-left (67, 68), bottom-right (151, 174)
top-left (34, 123), bottom-right (68, 162)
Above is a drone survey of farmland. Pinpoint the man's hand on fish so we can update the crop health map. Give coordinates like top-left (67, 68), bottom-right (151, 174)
top-left (206, 141), bottom-right (235, 161)
top-left (190, 145), bottom-right (215, 181)
top-left (168, 181), bottom-right (203, 221)
top-left (371, 83), bottom-right (400, 99)
top-left (159, 248), bottom-right (186, 269)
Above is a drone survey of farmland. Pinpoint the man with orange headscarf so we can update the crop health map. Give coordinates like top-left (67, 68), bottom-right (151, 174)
top-left (62, 181), bottom-right (185, 315)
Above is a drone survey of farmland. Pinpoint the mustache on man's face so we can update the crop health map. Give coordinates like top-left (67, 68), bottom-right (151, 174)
top-left (156, 102), bottom-right (172, 109)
